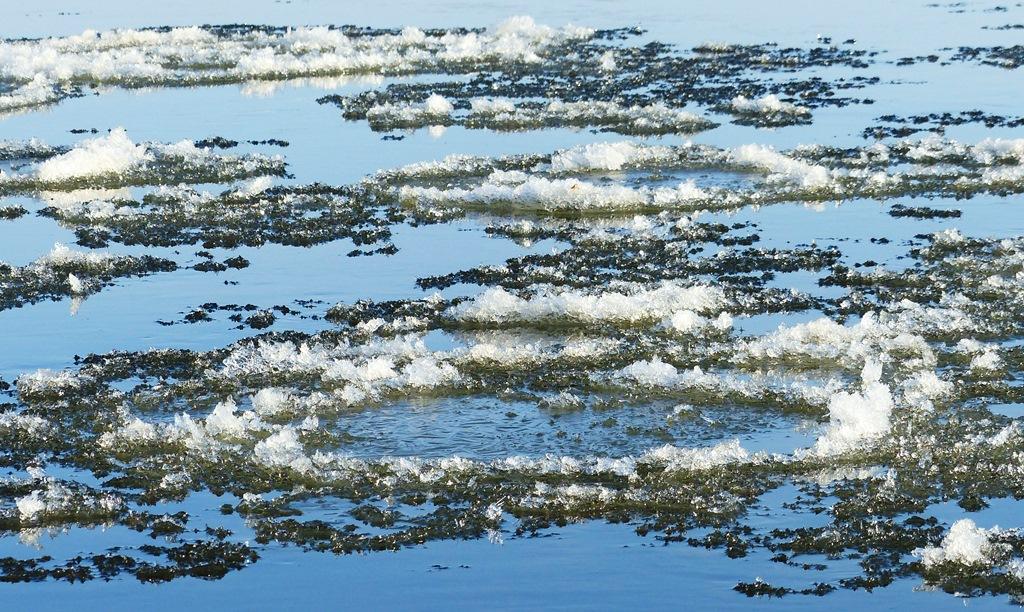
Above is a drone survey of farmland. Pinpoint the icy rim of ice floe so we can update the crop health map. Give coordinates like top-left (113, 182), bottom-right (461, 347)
top-left (356, 96), bottom-right (718, 135)
top-left (0, 242), bottom-right (176, 311)
top-left (0, 128), bottom-right (285, 191)
top-left (385, 137), bottom-right (1024, 212)
top-left (0, 17), bottom-right (595, 119)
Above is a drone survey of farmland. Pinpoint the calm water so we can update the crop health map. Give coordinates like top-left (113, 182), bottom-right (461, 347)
top-left (1, 0), bottom-right (1023, 609)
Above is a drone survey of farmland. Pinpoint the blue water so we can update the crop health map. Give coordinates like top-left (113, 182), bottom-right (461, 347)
top-left (2, 0), bottom-right (1023, 608)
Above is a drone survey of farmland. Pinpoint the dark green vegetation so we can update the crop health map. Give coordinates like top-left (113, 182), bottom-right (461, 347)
top-left (319, 38), bottom-right (877, 134)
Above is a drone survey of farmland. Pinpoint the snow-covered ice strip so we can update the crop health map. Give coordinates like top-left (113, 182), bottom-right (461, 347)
top-left (0, 18), bottom-right (594, 88)
top-left (0, 128), bottom-right (284, 189)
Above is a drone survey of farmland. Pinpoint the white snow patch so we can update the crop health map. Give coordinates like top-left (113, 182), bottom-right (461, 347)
top-left (730, 94), bottom-right (809, 117)
top-left (810, 361), bottom-right (893, 456)
top-left (254, 427), bottom-right (313, 472)
top-left (731, 144), bottom-right (832, 189)
top-left (449, 283), bottom-right (726, 324)
top-left (916, 519), bottom-right (1005, 567)
top-left (35, 128), bottom-right (151, 182)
